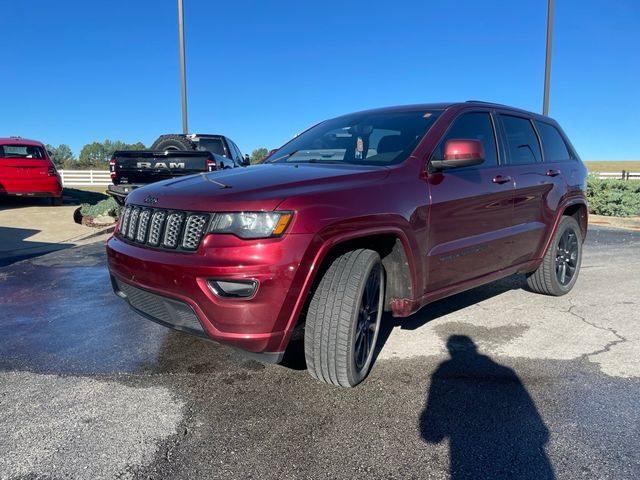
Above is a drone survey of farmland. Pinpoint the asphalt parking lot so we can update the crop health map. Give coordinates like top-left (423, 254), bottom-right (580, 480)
top-left (1, 226), bottom-right (639, 480)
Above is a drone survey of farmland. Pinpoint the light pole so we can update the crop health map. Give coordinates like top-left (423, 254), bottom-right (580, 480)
top-left (178, 0), bottom-right (188, 133)
top-left (543, 0), bottom-right (554, 116)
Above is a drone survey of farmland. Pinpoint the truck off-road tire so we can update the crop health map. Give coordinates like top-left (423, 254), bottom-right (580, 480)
top-left (527, 216), bottom-right (583, 296)
top-left (150, 134), bottom-right (196, 151)
top-left (304, 249), bottom-right (385, 387)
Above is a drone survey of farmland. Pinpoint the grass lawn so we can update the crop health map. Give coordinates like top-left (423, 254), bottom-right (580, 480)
top-left (584, 161), bottom-right (640, 172)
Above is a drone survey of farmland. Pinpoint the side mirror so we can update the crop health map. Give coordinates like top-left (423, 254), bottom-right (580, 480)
top-left (430, 139), bottom-right (485, 170)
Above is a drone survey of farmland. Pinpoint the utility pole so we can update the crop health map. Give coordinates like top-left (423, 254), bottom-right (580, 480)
top-left (178, 0), bottom-right (189, 133)
top-left (543, 0), bottom-right (554, 116)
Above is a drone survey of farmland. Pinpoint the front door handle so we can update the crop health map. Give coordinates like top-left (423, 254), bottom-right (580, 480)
top-left (492, 175), bottom-right (512, 184)
top-left (546, 169), bottom-right (561, 177)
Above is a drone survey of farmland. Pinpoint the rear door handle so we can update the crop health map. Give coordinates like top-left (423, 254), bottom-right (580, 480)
top-left (546, 169), bottom-right (561, 177)
top-left (492, 175), bottom-right (512, 184)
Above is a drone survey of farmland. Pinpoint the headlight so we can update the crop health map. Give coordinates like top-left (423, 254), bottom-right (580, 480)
top-left (208, 212), bottom-right (293, 239)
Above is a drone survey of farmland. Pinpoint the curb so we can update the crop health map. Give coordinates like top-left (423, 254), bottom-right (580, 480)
top-left (68, 225), bottom-right (116, 243)
top-left (588, 216), bottom-right (640, 231)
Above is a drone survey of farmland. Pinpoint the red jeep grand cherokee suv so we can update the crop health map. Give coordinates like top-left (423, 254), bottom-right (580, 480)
top-left (107, 102), bottom-right (588, 387)
top-left (0, 137), bottom-right (63, 205)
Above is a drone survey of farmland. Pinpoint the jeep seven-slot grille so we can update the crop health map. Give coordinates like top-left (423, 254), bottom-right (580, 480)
top-left (118, 205), bottom-right (210, 251)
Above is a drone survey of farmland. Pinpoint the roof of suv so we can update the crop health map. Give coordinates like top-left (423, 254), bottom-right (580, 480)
top-left (349, 101), bottom-right (546, 120)
top-left (0, 137), bottom-right (44, 146)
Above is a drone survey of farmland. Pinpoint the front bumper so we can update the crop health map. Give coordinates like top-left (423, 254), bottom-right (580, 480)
top-left (106, 231), bottom-right (317, 355)
top-left (107, 184), bottom-right (143, 206)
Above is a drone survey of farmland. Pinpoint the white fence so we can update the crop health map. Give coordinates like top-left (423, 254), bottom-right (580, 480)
top-left (59, 170), bottom-right (111, 187)
top-left (593, 171), bottom-right (640, 180)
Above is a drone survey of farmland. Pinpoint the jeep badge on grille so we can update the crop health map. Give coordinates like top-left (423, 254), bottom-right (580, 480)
top-left (144, 196), bottom-right (159, 205)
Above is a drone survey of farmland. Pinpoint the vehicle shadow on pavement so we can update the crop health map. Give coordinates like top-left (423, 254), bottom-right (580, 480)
top-left (419, 335), bottom-right (555, 479)
top-left (283, 275), bottom-right (530, 372)
top-left (374, 274), bottom-right (528, 362)
top-left (0, 226), bottom-right (72, 267)
top-left (0, 196), bottom-right (53, 210)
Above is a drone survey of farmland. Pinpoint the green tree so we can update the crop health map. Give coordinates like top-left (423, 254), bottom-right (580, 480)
top-left (250, 147), bottom-right (269, 164)
top-left (45, 143), bottom-right (75, 168)
top-left (78, 140), bottom-right (146, 169)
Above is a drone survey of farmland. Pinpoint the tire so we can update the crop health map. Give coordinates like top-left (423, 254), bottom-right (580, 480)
top-left (51, 196), bottom-right (63, 206)
top-left (150, 134), bottom-right (195, 151)
top-left (304, 249), bottom-right (385, 387)
top-left (527, 216), bottom-right (582, 296)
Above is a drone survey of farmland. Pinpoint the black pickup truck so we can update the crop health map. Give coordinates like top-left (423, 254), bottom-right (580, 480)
top-left (107, 134), bottom-right (248, 205)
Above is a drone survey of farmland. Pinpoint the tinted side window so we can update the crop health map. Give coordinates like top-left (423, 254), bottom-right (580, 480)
top-left (230, 141), bottom-right (243, 164)
top-left (232, 141), bottom-right (243, 159)
top-left (500, 115), bottom-right (542, 165)
top-left (432, 112), bottom-right (498, 167)
top-left (535, 121), bottom-right (571, 162)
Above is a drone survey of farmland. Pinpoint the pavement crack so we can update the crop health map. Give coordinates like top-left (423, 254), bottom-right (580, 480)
top-left (567, 304), bottom-right (627, 358)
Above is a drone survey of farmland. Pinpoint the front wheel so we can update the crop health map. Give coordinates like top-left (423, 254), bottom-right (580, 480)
top-left (527, 216), bottom-right (583, 296)
top-left (304, 249), bottom-right (385, 387)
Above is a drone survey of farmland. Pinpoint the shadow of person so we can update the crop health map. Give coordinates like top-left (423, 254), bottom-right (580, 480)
top-left (419, 335), bottom-right (554, 480)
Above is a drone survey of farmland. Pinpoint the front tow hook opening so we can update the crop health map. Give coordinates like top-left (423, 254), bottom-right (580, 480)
top-left (207, 279), bottom-right (258, 299)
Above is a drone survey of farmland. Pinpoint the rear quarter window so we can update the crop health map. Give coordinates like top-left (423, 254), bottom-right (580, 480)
top-left (535, 121), bottom-right (572, 162)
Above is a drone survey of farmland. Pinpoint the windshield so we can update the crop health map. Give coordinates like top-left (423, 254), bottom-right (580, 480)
top-left (269, 110), bottom-right (442, 166)
top-left (0, 144), bottom-right (46, 159)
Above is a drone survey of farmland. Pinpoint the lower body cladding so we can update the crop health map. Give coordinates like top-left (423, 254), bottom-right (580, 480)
top-left (106, 232), bottom-right (317, 362)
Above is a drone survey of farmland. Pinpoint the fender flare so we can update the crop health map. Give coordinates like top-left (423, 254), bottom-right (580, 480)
top-left (280, 225), bottom-right (419, 343)
top-left (538, 197), bottom-right (588, 259)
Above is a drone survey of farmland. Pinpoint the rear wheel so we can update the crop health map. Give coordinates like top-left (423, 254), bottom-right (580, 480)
top-left (304, 249), bottom-right (384, 387)
top-left (150, 134), bottom-right (195, 151)
top-left (527, 216), bottom-right (582, 296)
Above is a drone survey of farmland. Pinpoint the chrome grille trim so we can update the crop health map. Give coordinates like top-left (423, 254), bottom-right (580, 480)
top-left (182, 214), bottom-right (209, 250)
top-left (148, 210), bottom-right (166, 246)
top-left (117, 204), bottom-right (208, 252)
top-left (127, 207), bottom-right (140, 240)
top-left (119, 205), bottom-right (131, 235)
top-left (136, 209), bottom-right (151, 243)
top-left (163, 212), bottom-right (185, 249)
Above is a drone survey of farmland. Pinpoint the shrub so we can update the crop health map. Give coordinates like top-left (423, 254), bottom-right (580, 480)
top-left (80, 197), bottom-right (120, 219)
top-left (587, 175), bottom-right (640, 217)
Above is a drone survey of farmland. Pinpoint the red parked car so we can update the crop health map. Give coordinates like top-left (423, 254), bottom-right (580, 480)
top-left (0, 137), bottom-right (63, 205)
top-left (107, 102), bottom-right (588, 387)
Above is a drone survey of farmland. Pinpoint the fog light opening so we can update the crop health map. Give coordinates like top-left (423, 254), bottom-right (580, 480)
top-left (207, 279), bottom-right (257, 298)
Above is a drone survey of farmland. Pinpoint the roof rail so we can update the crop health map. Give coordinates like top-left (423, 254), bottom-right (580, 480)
top-left (9, 136), bottom-right (22, 139)
top-left (465, 100), bottom-right (507, 106)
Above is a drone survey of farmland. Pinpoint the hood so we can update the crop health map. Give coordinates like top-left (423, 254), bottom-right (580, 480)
top-left (126, 163), bottom-right (390, 212)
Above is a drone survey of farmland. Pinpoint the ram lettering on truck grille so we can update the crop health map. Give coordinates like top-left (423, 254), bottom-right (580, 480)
top-left (136, 162), bottom-right (186, 169)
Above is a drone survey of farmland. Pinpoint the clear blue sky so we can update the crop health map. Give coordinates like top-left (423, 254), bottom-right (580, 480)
top-left (2, 0), bottom-right (638, 160)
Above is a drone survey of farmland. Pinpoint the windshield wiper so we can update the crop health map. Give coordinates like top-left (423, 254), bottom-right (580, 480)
top-left (303, 159), bottom-right (345, 164)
